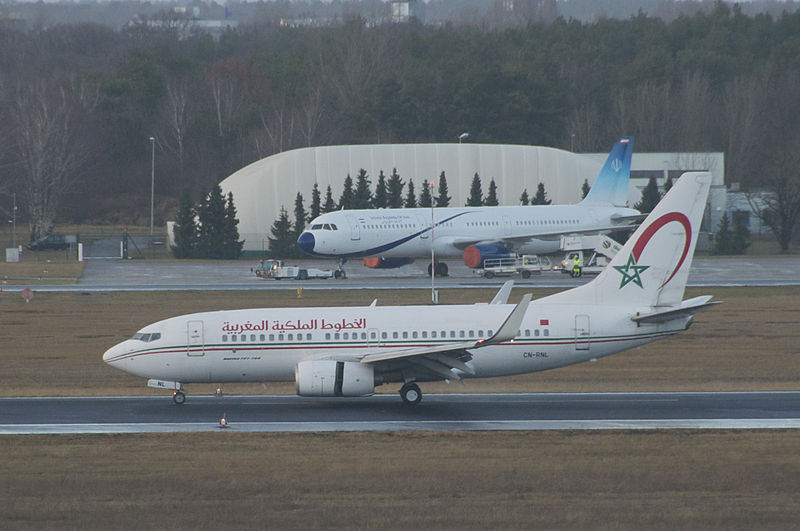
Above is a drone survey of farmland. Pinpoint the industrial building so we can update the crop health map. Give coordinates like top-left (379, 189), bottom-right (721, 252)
top-left (219, 143), bottom-right (725, 253)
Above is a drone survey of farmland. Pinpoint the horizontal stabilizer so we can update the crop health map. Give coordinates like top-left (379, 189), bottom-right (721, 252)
top-left (632, 296), bottom-right (721, 324)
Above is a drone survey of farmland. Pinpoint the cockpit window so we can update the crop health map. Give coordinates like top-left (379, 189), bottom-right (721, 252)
top-left (323, 224), bottom-right (331, 230)
top-left (311, 224), bottom-right (323, 230)
top-left (330, 224), bottom-right (338, 230)
top-left (131, 332), bottom-right (161, 342)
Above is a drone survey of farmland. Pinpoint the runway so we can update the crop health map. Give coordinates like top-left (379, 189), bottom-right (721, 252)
top-left (2, 392), bottom-right (799, 434)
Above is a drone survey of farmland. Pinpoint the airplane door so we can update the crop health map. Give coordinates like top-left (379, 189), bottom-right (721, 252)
top-left (503, 216), bottom-right (512, 236)
top-left (347, 215), bottom-right (361, 241)
top-left (187, 320), bottom-right (205, 357)
top-left (574, 315), bottom-right (590, 351)
top-left (367, 328), bottom-right (381, 350)
top-left (417, 215), bottom-right (429, 239)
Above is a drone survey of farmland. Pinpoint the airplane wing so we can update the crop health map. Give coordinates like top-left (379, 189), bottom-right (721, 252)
top-left (442, 225), bottom-right (639, 251)
top-left (358, 294), bottom-right (532, 381)
top-left (631, 296), bottom-right (722, 324)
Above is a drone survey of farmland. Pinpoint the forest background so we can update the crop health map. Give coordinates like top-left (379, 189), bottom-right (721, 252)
top-left (0, 0), bottom-right (798, 246)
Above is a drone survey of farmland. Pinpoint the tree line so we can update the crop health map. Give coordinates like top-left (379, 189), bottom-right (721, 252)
top-left (0, 4), bottom-right (798, 248)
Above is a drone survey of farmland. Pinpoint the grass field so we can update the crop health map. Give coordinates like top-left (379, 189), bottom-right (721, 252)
top-left (2, 430), bottom-right (799, 529)
top-left (0, 286), bottom-right (799, 397)
top-left (2, 280), bottom-right (799, 528)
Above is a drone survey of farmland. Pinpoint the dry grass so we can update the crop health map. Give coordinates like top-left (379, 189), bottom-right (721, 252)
top-left (1, 430), bottom-right (799, 530)
top-left (0, 286), bottom-right (799, 397)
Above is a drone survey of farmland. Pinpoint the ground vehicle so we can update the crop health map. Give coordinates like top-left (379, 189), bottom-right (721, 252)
top-left (554, 235), bottom-right (623, 276)
top-left (475, 254), bottom-right (551, 279)
top-left (28, 234), bottom-right (77, 251)
top-left (253, 259), bottom-right (335, 280)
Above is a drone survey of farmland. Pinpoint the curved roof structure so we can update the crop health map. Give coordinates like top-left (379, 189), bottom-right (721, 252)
top-left (220, 143), bottom-right (605, 252)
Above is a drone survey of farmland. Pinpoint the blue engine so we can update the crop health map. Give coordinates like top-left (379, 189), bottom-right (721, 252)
top-left (462, 245), bottom-right (515, 269)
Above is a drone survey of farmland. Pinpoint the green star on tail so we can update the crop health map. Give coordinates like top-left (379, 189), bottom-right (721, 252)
top-left (613, 253), bottom-right (650, 289)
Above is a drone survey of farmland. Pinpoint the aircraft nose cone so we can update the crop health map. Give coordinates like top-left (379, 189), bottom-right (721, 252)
top-left (297, 231), bottom-right (316, 255)
top-left (103, 343), bottom-right (121, 363)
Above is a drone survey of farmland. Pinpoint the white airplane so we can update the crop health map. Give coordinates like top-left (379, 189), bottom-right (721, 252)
top-left (297, 137), bottom-right (640, 275)
top-left (103, 172), bottom-right (717, 405)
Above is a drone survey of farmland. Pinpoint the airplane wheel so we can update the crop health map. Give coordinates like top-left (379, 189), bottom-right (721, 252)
top-left (334, 270), bottom-right (342, 279)
top-left (437, 263), bottom-right (449, 277)
top-left (427, 263), bottom-right (433, 276)
top-left (173, 391), bottom-right (186, 405)
top-left (400, 383), bottom-right (422, 405)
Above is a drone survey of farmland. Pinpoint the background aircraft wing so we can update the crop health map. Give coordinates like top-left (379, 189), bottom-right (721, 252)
top-left (499, 224), bottom-right (639, 244)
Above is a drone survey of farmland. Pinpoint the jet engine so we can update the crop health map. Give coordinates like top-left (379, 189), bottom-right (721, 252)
top-left (363, 257), bottom-right (415, 269)
top-left (462, 244), bottom-right (515, 268)
top-left (295, 360), bottom-right (374, 397)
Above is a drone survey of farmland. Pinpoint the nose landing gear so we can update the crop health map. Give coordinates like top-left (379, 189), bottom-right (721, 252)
top-left (173, 391), bottom-right (186, 405)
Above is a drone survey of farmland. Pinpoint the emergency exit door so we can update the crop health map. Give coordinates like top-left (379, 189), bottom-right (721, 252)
top-left (187, 320), bottom-right (205, 357)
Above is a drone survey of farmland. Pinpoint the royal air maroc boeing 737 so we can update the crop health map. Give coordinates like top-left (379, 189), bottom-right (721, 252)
top-left (103, 172), bottom-right (716, 405)
top-left (297, 137), bottom-right (640, 275)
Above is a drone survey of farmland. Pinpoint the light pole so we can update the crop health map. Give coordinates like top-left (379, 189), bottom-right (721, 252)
top-left (149, 136), bottom-right (155, 235)
top-left (430, 180), bottom-right (436, 304)
top-left (458, 132), bottom-right (469, 144)
top-left (571, 133), bottom-right (576, 152)
top-left (11, 192), bottom-right (17, 249)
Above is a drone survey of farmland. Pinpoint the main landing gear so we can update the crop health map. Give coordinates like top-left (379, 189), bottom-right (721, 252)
top-left (173, 391), bottom-right (186, 405)
top-left (400, 382), bottom-right (422, 405)
top-left (427, 262), bottom-right (449, 277)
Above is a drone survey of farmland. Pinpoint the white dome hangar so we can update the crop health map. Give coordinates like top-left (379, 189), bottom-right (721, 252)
top-left (219, 143), bottom-right (725, 253)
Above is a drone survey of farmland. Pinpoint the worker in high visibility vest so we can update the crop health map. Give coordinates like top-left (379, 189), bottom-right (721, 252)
top-left (572, 257), bottom-right (582, 278)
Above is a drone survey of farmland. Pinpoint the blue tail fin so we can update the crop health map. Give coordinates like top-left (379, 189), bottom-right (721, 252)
top-left (580, 136), bottom-right (634, 207)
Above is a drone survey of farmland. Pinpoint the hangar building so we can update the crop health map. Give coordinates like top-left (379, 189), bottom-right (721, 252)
top-left (219, 143), bottom-right (725, 253)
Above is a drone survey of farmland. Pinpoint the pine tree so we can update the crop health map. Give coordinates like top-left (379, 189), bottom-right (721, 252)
top-left (731, 211), bottom-right (751, 254)
top-left (635, 177), bottom-right (661, 213)
top-left (664, 175), bottom-right (674, 194)
top-left (387, 168), bottom-right (404, 208)
top-left (532, 182), bottom-right (552, 205)
top-left (322, 185), bottom-right (336, 213)
top-left (338, 174), bottom-right (355, 210)
top-left (268, 206), bottom-right (294, 257)
top-left (222, 192), bottom-right (244, 259)
top-left (435, 171), bottom-right (451, 207)
top-left (581, 179), bottom-right (591, 199)
top-left (372, 170), bottom-right (388, 208)
top-left (293, 192), bottom-right (307, 240)
top-left (309, 182), bottom-right (321, 221)
top-left (419, 179), bottom-right (433, 207)
top-left (519, 189), bottom-right (529, 205)
top-left (196, 184), bottom-right (227, 258)
top-left (354, 169), bottom-right (372, 208)
top-left (172, 189), bottom-right (197, 258)
top-left (713, 212), bottom-right (732, 255)
top-left (466, 173), bottom-right (483, 206)
top-left (405, 178), bottom-right (417, 208)
top-left (484, 179), bottom-right (499, 206)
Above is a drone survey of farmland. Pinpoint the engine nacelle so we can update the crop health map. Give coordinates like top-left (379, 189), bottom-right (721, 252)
top-left (462, 244), bottom-right (515, 269)
top-left (363, 257), bottom-right (415, 269)
top-left (295, 360), bottom-right (374, 397)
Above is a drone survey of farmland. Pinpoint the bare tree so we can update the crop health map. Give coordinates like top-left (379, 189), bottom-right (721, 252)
top-left (159, 75), bottom-right (193, 184)
top-left (208, 58), bottom-right (247, 137)
top-left (746, 154), bottom-right (800, 252)
top-left (723, 75), bottom-right (767, 186)
top-left (13, 78), bottom-right (86, 241)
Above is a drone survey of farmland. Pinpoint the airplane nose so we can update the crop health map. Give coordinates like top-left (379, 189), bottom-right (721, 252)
top-left (297, 231), bottom-right (316, 255)
top-left (103, 343), bottom-right (121, 363)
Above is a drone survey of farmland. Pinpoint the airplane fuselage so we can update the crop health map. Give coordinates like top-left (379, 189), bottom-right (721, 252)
top-left (102, 300), bottom-right (684, 386)
top-left (298, 204), bottom-right (639, 259)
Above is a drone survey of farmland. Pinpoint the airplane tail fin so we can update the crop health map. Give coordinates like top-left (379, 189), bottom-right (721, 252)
top-left (555, 172), bottom-right (711, 309)
top-left (580, 136), bottom-right (634, 207)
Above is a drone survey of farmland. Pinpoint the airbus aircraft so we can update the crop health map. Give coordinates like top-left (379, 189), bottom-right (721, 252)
top-left (103, 172), bottom-right (716, 405)
top-left (297, 137), bottom-right (640, 275)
